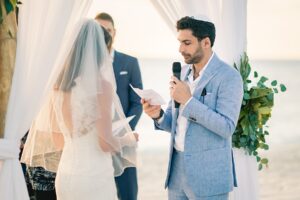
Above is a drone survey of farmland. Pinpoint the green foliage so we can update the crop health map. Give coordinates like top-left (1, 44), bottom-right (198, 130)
top-left (0, 0), bottom-right (20, 24)
top-left (233, 53), bottom-right (286, 170)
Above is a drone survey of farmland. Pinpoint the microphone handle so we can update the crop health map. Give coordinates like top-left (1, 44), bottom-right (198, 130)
top-left (175, 100), bottom-right (180, 108)
top-left (173, 72), bottom-right (180, 108)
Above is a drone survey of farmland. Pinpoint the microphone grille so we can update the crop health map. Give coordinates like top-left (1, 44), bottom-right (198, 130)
top-left (172, 62), bottom-right (181, 73)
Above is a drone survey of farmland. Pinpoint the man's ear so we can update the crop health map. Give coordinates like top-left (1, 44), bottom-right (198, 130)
top-left (203, 37), bottom-right (211, 48)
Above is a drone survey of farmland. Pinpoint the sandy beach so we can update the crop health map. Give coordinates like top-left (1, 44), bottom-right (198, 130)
top-left (137, 142), bottom-right (300, 200)
top-left (258, 142), bottom-right (300, 200)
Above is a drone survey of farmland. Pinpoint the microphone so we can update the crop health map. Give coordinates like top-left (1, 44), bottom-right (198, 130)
top-left (172, 62), bottom-right (181, 108)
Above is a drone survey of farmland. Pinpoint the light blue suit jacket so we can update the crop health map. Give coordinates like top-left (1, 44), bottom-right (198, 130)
top-left (155, 53), bottom-right (243, 197)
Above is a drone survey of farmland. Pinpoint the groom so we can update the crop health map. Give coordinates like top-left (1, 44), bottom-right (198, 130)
top-left (142, 16), bottom-right (243, 199)
top-left (95, 13), bottom-right (143, 200)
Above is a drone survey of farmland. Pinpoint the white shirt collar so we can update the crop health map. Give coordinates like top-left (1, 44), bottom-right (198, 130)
top-left (110, 48), bottom-right (115, 59)
top-left (187, 52), bottom-right (214, 83)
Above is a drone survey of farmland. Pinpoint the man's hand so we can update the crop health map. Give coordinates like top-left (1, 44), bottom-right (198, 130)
top-left (141, 98), bottom-right (161, 119)
top-left (170, 76), bottom-right (192, 104)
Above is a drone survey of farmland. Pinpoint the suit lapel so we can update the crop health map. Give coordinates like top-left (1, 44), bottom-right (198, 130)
top-left (184, 53), bottom-right (221, 129)
top-left (173, 54), bottom-right (221, 133)
top-left (112, 50), bottom-right (122, 78)
top-left (192, 53), bottom-right (221, 100)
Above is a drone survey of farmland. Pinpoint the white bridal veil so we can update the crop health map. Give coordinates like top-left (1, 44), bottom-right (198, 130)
top-left (21, 19), bottom-right (137, 176)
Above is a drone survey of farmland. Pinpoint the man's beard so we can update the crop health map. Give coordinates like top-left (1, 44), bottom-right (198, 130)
top-left (183, 47), bottom-right (204, 64)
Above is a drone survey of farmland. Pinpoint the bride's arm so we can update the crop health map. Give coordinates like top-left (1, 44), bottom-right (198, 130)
top-left (96, 81), bottom-right (120, 152)
top-left (96, 80), bottom-right (138, 152)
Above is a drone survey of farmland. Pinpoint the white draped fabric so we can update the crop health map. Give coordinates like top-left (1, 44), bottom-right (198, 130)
top-left (150, 0), bottom-right (247, 67)
top-left (150, 0), bottom-right (259, 199)
top-left (231, 148), bottom-right (259, 200)
top-left (0, 0), bottom-right (92, 199)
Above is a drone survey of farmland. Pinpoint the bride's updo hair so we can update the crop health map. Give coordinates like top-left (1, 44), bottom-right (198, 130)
top-left (56, 20), bottom-right (111, 91)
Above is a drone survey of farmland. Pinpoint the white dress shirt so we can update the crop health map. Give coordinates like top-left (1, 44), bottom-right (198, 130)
top-left (174, 52), bottom-right (214, 152)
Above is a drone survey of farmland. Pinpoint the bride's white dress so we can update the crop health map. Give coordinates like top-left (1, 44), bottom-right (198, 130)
top-left (20, 20), bottom-right (137, 200)
top-left (54, 84), bottom-right (116, 200)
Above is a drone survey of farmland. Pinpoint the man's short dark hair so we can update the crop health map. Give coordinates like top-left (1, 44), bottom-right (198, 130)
top-left (176, 16), bottom-right (216, 47)
top-left (95, 12), bottom-right (114, 27)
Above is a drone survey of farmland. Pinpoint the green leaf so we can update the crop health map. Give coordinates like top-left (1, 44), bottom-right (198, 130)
top-left (1, 0), bottom-right (17, 21)
top-left (261, 158), bottom-right (268, 164)
top-left (5, 0), bottom-right (14, 15)
top-left (264, 130), bottom-right (269, 135)
top-left (244, 93), bottom-right (250, 100)
top-left (250, 134), bottom-right (256, 141)
top-left (239, 137), bottom-right (247, 143)
top-left (258, 107), bottom-right (272, 115)
top-left (280, 84), bottom-right (287, 92)
top-left (263, 144), bottom-right (269, 150)
top-left (256, 156), bottom-right (261, 162)
top-left (258, 163), bottom-right (263, 170)
top-left (251, 90), bottom-right (258, 98)
top-left (254, 71), bottom-right (258, 78)
top-left (267, 93), bottom-right (273, 101)
top-left (10, 0), bottom-right (17, 6)
top-left (273, 88), bottom-right (278, 93)
top-left (259, 76), bottom-right (268, 83)
top-left (258, 82), bottom-right (266, 88)
top-left (271, 80), bottom-right (277, 86)
top-left (258, 143), bottom-right (263, 148)
top-left (260, 136), bottom-right (266, 143)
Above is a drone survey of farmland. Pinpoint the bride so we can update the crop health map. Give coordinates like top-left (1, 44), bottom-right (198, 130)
top-left (21, 19), bottom-right (138, 200)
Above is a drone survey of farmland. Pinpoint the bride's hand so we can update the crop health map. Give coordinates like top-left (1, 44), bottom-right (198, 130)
top-left (119, 133), bottom-right (138, 147)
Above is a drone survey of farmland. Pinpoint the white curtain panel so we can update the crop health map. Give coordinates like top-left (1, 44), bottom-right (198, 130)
top-left (0, 0), bottom-right (92, 199)
top-left (150, 0), bottom-right (247, 65)
top-left (230, 148), bottom-right (259, 200)
top-left (150, 1), bottom-right (259, 200)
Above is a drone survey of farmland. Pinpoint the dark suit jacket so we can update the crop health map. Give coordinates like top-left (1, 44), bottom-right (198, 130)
top-left (113, 50), bottom-right (143, 130)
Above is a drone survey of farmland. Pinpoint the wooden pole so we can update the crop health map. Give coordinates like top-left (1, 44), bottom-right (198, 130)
top-left (0, 3), bottom-right (17, 138)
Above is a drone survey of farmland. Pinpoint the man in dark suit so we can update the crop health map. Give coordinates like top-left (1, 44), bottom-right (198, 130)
top-left (95, 12), bottom-right (143, 200)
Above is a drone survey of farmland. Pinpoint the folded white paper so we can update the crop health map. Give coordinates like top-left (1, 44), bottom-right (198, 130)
top-left (112, 115), bottom-right (135, 136)
top-left (130, 84), bottom-right (166, 105)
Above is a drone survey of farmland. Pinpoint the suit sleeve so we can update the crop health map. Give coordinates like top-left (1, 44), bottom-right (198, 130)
top-left (181, 71), bottom-right (243, 139)
top-left (154, 100), bottom-right (173, 133)
top-left (127, 58), bottom-right (143, 130)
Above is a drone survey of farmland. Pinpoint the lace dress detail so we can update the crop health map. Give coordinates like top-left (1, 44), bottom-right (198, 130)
top-left (71, 81), bottom-right (99, 136)
top-left (54, 82), bottom-right (116, 200)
